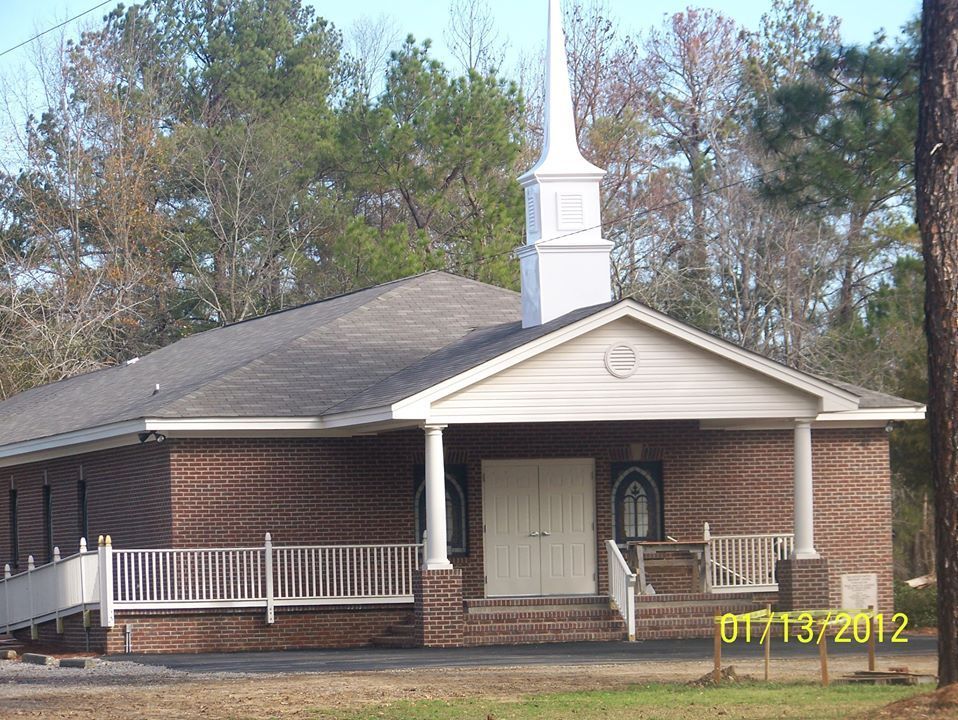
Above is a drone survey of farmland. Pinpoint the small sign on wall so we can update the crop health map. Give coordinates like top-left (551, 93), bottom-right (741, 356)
top-left (841, 573), bottom-right (879, 610)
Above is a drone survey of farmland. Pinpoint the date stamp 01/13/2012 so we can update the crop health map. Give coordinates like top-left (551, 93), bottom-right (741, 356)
top-left (717, 610), bottom-right (910, 645)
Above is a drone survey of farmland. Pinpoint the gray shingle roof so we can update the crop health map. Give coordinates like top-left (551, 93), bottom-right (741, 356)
top-left (823, 380), bottom-right (924, 410)
top-left (0, 272), bottom-right (519, 446)
top-left (325, 301), bottom-right (614, 415)
top-left (0, 271), bottom-right (922, 451)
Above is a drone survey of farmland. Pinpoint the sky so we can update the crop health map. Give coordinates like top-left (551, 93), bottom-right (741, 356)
top-left (0, 0), bottom-right (921, 75)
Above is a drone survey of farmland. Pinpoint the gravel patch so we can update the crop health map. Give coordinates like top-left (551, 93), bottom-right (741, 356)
top-left (0, 658), bottom-right (207, 686)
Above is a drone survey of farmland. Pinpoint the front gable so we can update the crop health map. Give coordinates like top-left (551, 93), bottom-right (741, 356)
top-left (425, 316), bottom-right (825, 423)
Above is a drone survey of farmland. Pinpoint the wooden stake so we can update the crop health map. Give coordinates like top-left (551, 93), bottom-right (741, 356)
top-left (819, 622), bottom-right (830, 687)
top-left (764, 604), bottom-right (772, 682)
top-left (713, 616), bottom-right (722, 684)
top-left (867, 607), bottom-right (876, 672)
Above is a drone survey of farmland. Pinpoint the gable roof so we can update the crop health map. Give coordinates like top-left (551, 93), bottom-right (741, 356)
top-left (0, 271), bottom-right (923, 461)
top-left (326, 300), bottom-right (872, 419)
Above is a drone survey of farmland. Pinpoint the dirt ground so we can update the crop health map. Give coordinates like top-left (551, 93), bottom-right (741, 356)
top-left (0, 651), bottom-right (941, 720)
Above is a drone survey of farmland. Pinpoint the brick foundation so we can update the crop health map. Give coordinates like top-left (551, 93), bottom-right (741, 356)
top-left (777, 558), bottom-right (830, 610)
top-left (13, 610), bottom-right (109, 653)
top-left (15, 606), bottom-right (411, 654)
top-left (413, 568), bottom-right (464, 647)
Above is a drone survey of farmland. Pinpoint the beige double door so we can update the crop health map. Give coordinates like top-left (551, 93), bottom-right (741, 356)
top-left (482, 459), bottom-right (596, 597)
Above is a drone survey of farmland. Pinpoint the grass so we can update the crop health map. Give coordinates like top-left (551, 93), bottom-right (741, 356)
top-left (317, 682), bottom-right (924, 720)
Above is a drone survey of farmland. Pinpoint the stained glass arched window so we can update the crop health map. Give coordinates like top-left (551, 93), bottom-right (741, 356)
top-left (611, 462), bottom-right (662, 545)
top-left (622, 480), bottom-right (649, 538)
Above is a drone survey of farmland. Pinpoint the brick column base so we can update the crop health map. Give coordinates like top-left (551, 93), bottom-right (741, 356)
top-left (413, 568), bottom-right (464, 648)
top-left (777, 557), bottom-right (829, 610)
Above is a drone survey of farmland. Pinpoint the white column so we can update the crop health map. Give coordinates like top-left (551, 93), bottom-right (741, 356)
top-left (423, 424), bottom-right (452, 570)
top-left (792, 419), bottom-right (820, 559)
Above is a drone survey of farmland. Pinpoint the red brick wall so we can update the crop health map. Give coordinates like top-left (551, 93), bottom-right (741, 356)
top-left (0, 421), bottom-right (894, 651)
top-left (167, 437), bottom-right (418, 546)
top-left (413, 568), bottom-right (464, 647)
top-left (778, 558), bottom-right (830, 610)
top-left (16, 606), bottom-right (409, 654)
top-left (0, 443), bottom-right (172, 569)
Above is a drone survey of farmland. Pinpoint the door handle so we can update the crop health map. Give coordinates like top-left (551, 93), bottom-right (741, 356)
top-left (529, 531), bottom-right (540, 537)
top-left (542, 531), bottom-right (551, 536)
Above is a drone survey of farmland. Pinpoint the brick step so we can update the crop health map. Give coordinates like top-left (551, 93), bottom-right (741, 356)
top-left (0, 634), bottom-right (23, 647)
top-left (635, 592), bottom-right (765, 603)
top-left (370, 634), bottom-right (419, 649)
top-left (377, 623), bottom-right (416, 637)
top-left (465, 609), bottom-right (619, 624)
top-left (634, 616), bottom-right (720, 630)
top-left (369, 617), bottom-right (417, 649)
top-left (465, 595), bottom-right (609, 610)
top-left (467, 602), bottom-right (611, 615)
top-left (464, 619), bottom-right (626, 636)
top-left (636, 602), bottom-right (763, 617)
top-left (465, 629), bottom-right (627, 646)
top-left (634, 626), bottom-right (714, 640)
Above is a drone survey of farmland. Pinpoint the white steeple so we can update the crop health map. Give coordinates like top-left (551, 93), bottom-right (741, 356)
top-left (517, 0), bottom-right (613, 328)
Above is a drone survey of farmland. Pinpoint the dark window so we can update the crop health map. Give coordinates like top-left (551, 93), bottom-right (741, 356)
top-left (77, 476), bottom-right (88, 543)
top-left (43, 484), bottom-right (53, 563)
top-left (611, 461), bottom-right (663, 546)
top-left (414, 465), bottom-right (468, 555)
top-left (8, 489), bottom-right (18, 570)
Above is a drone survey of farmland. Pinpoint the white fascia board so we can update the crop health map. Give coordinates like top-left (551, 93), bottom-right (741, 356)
top-left (148, 412), bottom-right (404, 434)
top-left (392, 301), bottom-right (859, 418)
top-left (0, 419), bottom-right (147, 467)
top-left (145, 417), bottom-right (326, 433)
top-left (700, 406), bottom-right (925, 431)
top-left (0, 412), bottom-right (407, 467)
top-left (814, 406), bottom-right (926, 423)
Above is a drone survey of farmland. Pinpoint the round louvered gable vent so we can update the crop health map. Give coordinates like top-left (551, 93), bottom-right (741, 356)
top-left (604, 344), bottom-right (638, 378)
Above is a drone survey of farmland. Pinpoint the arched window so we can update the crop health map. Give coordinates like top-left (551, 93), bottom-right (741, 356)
top-left (414, 465), bottom-right (468, 555)
top-left (622, 480), bottom-right (649, 538)
top-left (611, 462), bottom-right (663, 546)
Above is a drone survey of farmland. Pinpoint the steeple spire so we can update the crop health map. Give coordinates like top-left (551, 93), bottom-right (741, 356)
top-left (520, 0), bottom-right (605, 182)
top-left (516, 0), bottom-right (612, 328)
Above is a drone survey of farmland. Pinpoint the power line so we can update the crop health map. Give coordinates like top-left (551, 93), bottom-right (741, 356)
top-left (448, 166), bottom-right (781, 273)
top-left (0, 0), bottom-right (114, 60)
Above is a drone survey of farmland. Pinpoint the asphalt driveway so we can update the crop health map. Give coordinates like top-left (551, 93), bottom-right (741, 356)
top-left (111, 634), bottom-right (938, 674)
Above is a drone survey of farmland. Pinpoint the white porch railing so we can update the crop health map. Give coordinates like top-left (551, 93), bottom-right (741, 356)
top-left (704, 523), bottom-right (794, 593)
top-left (1, 534), bottom-right (422, 632)
top-left (0, 541), bottom-right (100, 634)
top-left (605, 539), bottom-right (636, 641)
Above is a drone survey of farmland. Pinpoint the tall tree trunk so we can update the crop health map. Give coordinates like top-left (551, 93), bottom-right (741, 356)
top-left (916, 0), bottom-right (958, 687)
